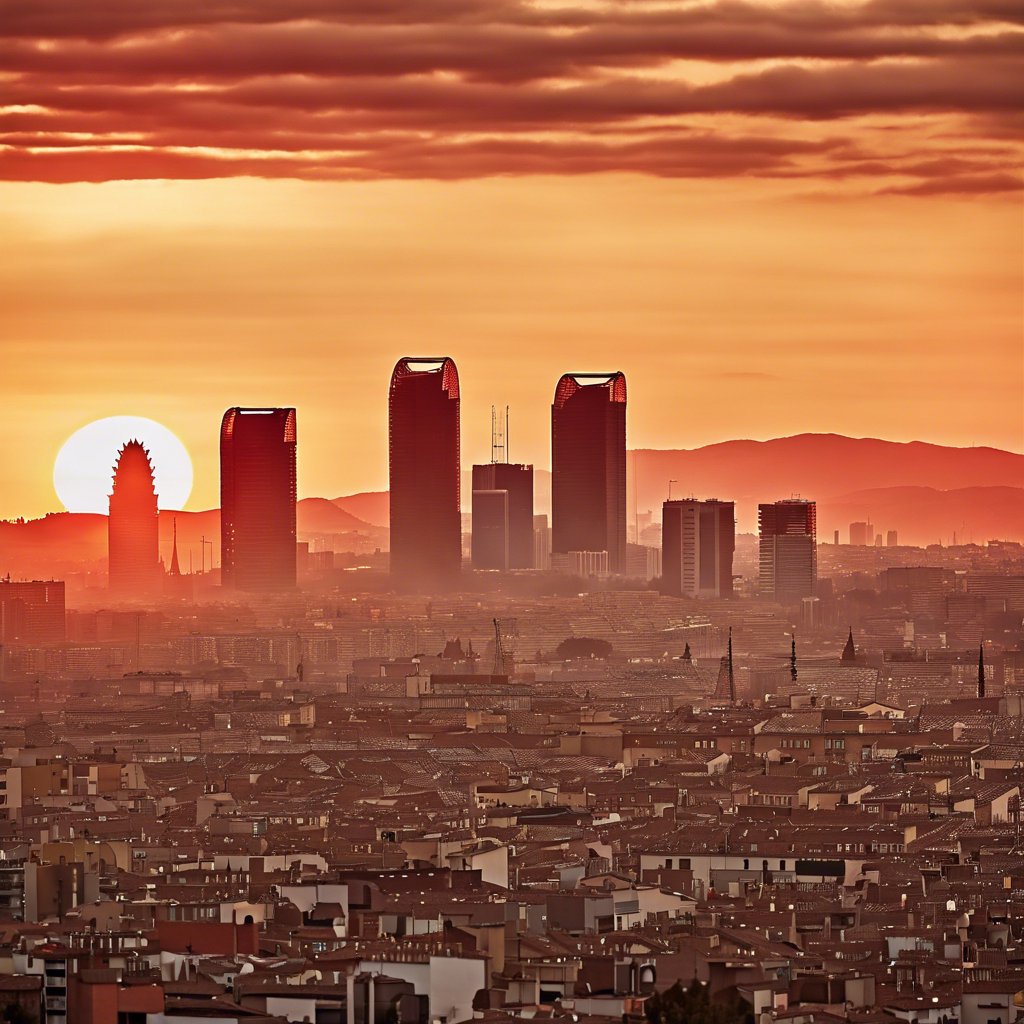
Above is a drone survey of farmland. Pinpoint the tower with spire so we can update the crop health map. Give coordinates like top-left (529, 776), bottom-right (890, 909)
top-left (841, 628), bottom-right (857, 663)
top-left (978, 644), bottom-right (986, 700)
top-left (108, 439), bottom-right (160, 595)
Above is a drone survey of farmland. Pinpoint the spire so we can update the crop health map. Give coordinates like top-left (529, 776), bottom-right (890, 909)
top-left (790, 634), bottom-right (798, 684)
top-left (841, 628), bottom-right (856, 663)
top-left (682, 642), bottom-right (692, 663)
top-left (169, 516), bottom-right (181, 576)
top-left (978, 644), bottom-right (985, 699)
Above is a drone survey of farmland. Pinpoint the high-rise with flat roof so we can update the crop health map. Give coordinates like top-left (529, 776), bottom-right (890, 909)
top-left (662, 499), bottom-right (735, 598)
top-left (759, 499), bottom-right (816, 602)
top-left (472, 462), bottom-right (534, 570)
top-left (220, 407), bottom-right (297, 591)
top-left (0, 580), bottom-right (66, 646)
top-left (551, 372), bottom-right (627, 573)
top-left (389, 358), bottom-right (462, 584)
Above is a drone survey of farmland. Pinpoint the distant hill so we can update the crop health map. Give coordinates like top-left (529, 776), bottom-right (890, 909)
top-left (0, 499), bottom-right (381, 578)
top-left (298, 497), bottom-right (380, 535)
top-left (3, 435), bottom-right (1020, 576)
top-left (631, 434), bottom-right (1023, 538)
top-left (331, 491), bottom-right (389, 527)
top-left (817, 486), bottom-right (1024, 547)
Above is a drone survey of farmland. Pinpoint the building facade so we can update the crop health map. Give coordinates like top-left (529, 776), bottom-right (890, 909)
top-left (0, 581), bottom-right (66, 646)
top-left (388, 358), bottom-right (462, 584)
top-left (551, 372), bottom-right (627, 573)
top-left (220, 407), bottom-right (297, 591)
top-left (758, 499), bottom-right (817, 603)
top-left (662, 499), bottom-right (735, 598)
top-left (108, 440), bottom-right (161, 595)
top-left (471, 462), bottom-right (534, 570)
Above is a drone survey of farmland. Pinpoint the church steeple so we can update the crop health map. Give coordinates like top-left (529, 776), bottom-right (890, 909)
top-left (978, 644), bottom-right (985, 699)
top-left (841, 628), bottom-right (856, 663)
top-left (790, 634), bottom-right (798, 683)
top-left (169, 516), bottom-right (181, 577)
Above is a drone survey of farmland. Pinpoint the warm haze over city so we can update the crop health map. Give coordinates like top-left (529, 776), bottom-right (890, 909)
top-left (1, 5), bottom-right (1024, 1024)
top-left (2, 0), bottom-right (1023, 522)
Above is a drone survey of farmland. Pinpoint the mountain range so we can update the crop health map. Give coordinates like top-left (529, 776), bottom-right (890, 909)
top-left (2, 434), bottom-right (1020, 576)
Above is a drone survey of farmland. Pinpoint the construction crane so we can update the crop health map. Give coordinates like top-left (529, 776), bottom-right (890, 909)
top-left (492, 618), bottom-right (518, 676)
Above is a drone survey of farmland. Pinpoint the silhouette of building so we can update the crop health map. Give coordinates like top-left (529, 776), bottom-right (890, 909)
top-left (533, 514), bottom-right (551, 571)
top-left (389, 358), bottom-right (462, 584)
top-left (472, 462), bottom-right (534, 570)
top-left (0, 580), bottom-right (66, 645)
top-left (220, 408), bottom-right (297, 591)
top-left (849, 521), bottom-right (873, 546)
top-left (108, 440), bottom-right (161, 594)
top-left (759, 499), bottom-right (816, 603)
top-left (551, 372), bottom-right (627, 573)
top-left (471, 490), bottom-right (509, 570)
top-left (887, 529), bottom-right (899, 547)
top-left (662, 499), bottom-right (735, 598)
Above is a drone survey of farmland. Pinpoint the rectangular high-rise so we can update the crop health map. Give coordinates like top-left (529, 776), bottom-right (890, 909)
top-left (0, 580), bottom-right (66, 645)
top-left (551, 372), bottom-right (627, 573)
top-left (220, 407), bottom-right (297, 591)
top-left (472, 462), bottom-right (533, 569)
top-left (759, 499), bottom-right (816, 603)
top-left (662, 499), bottom-right (735, 598)
top-left (389, 358), bottom-right (461, 584)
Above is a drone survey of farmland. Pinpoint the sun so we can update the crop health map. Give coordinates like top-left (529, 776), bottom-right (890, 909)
top-left (54, 416), bottom-right (194, 514)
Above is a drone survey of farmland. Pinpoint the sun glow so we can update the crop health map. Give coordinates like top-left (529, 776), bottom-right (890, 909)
top-left (53, 416), bottom-right (193, 514)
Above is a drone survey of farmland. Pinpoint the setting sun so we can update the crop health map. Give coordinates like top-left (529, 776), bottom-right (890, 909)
top-left (52, 415), bottom-right (193, 514)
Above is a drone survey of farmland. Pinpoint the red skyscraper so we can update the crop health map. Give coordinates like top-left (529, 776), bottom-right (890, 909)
top-left (108, 440), bottom-right (161, 594)
top-left (220, 408), bottom-right (297, 591)
top-left (551, 372), bottom-right (627, 573)
top-left (389, 357), bottom-right (461, 584)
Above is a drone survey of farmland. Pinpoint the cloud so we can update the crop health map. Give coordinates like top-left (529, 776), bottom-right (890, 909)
top-left (1, 0), bottom-right (1022, 188)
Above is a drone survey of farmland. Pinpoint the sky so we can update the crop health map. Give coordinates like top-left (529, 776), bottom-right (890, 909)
top-left (1, 0), bottom-right (1022, 519)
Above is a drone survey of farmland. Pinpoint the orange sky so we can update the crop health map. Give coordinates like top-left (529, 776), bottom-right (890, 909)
top-left (1, 0), bottom-right (1022, 520)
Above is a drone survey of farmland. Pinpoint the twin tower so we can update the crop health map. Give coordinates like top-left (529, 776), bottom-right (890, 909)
top-left (389, 357), bottom-right (627, 585)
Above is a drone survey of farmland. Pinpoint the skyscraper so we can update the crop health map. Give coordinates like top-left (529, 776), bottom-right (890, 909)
top-left (220, 407), bottom-right (297, 591)
top-left (472, 462), bottom-right (534, 570)
top-left (662, 499), bottom-right (735, 598)
top-left (108, 440), bottom-right (161, 594)
top-left (389, 357), bottom-right (461, 583)
top-left (551, 372), bottom-right (627, 573)
top-left (758, 499), bottom-right (817, 603)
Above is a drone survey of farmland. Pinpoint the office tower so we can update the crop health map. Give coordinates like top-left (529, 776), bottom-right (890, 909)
top-left (472, 462), bottom-right (534, 569)
top-left (849, 521), bottom-right (873, 546)
top-left (389, 357), bottom-right (461, 583)
top-left (0, 580), bottom-right (66, 645)
top-left (108, 440), bottom-right (161, 594)
top-left (220, 407), bottom-right (297, 591)
top-left (887, 530), bottom-right (898, 547)
top-left (551, 371), bottom-right (627, 573)
top-left (662, 499), bottom-right (735, 598)
top-left (471, 490), bottom-right (509, 569)
top-left (758, 499), bottom-right (816, 603)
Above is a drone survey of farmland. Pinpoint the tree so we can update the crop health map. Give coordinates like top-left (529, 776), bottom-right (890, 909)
top-left (644, 979), bottom-right (752, 1024)
top-left (555, 636), bottom-right (613, 660)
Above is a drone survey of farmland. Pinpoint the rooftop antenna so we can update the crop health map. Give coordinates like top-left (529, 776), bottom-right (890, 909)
top-left (505, 405), bottom-right (510, 464)
top-left (668, 479), bottom-right (677, 501)
top-left (728, 627), bottom-right (735, 703)
top-left (490, 406), bottom-right (506, 464)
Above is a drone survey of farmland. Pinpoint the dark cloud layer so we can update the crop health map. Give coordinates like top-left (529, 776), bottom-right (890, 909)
top-left (1, 0), bottom-right (1021, 189)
